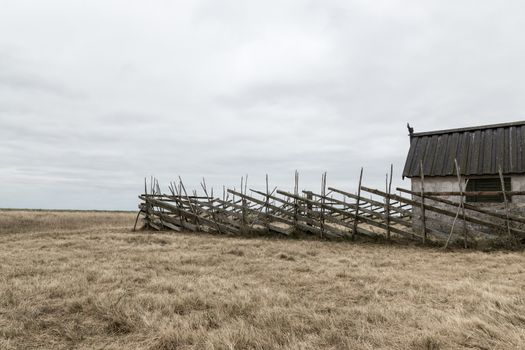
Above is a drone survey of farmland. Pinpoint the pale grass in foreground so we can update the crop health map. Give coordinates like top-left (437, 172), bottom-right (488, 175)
top-left (0, 210), bottom-right (524, 349)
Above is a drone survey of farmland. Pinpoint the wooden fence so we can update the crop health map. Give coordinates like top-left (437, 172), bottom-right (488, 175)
top-left (135, 172), bottom-right (525, 248)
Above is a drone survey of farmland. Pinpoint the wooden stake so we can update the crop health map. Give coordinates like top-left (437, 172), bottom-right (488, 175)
top-left (248, 186), bottom-right (278, 230)
top-left (179, 176), bottom-right (201, 231)
top-left (444, 161), bottom-right (464, 248)
top-left (499, 166), bottom-right (517, 246)
top-left (241, 197), bottom-right (247, 233)
top-left (305, 191), bottom-right (313, 227)
top-left (419, 160), bottom-right (427, 244)
top-left (294, 170), bottom-right (299, 233)
top-left (352, 167), bottom-right (363, 240)
top-left (453, 159), bottom-right (468, 248)
top-left (175, 181), bottom-right (184, 226)
top-left (133, 209), bottom-right (142, 231)
top-left (262, 174), bottom-right (268, 232)
top-left (386, 164), bottom-right (393, 240)
top-left (143, 177), bottom-right (151, 229)
top-left (320, 172), bottom-right (327, 239)
top-left (201, 177), bottom-right (222, 234)
top-left (154, 178), bottom-right (166, 229)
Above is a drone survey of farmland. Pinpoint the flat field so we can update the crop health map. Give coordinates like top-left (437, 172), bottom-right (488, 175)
top-left (0, 210), bottom-right (524, 349)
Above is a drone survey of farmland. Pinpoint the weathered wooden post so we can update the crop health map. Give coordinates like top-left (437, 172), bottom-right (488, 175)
top-left (419, 160), bottom-right (427, 244)
top-left (444, 160), bottom-right (465, 248)
top-left (293, 171), bottom-right (299, 234)
top-left (385, 164), bottom-right (393, 241)
top-left (143, 177), bottom-right (151, 229)
top-left (320, 172), bottom-right (327, 238)
top-left (241, 197), bottom-right (248, 234)
top-left (179, 176), bottom-right (201, 231)
top-left (265, 174), bottom-right (270, 233)
top-left (177, 182), bottom-right (185, 227)
top-left (201, 177), bottom-right (222, 234)
top-left (305, 191), bottom-right (313, 227)
top-left (453, 159), bottom-right (468, 248)
top-left (499, 166), bottom-right (516, 246)
top-left (352, 167), bottom-right (363, 240)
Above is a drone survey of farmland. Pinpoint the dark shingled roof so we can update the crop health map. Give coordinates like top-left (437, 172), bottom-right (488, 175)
top-left (402, 121), bottom-right (525, 178)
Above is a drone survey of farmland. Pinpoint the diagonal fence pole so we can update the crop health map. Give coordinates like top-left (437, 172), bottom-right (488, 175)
top-left (445, 159), bottom-right (465, 248)
top-left (499, 166), bottom-right (517, 246)
top-left (419, 160), bottom-right (427, 244)
top-left (385, 164), bottom-right (393, 241)
top-left (352, 167), bottom-right (363, 240)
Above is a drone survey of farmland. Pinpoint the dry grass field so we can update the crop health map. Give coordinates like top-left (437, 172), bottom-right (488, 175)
top-left (1, 210), bottom-right (524, 350)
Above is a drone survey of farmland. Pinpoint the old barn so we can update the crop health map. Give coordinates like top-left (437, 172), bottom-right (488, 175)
top-left (402, 121), bottom-right (525, 233)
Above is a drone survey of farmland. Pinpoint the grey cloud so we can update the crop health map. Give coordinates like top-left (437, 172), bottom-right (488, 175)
top-left (0, 72), bottom-right (73, 97)
top-left (1, 0), bottom-right (525, 210)
top-left (0, 52), bottom-right (79, 98)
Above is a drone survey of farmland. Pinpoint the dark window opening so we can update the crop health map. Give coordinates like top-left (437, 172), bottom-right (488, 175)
top-left (466, 177), bottom-right (511, 203)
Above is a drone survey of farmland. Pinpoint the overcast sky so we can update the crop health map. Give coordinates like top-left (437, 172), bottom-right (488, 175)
top-left (2, 1), bottom-right (525, 210)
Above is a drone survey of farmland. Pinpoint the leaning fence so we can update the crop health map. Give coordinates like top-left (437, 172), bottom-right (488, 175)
top-left (135, 168), bottom-right (525, 248)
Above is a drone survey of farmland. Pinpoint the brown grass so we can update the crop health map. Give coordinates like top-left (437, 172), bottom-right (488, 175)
top-left (0, 210), bottom-right (524, 349)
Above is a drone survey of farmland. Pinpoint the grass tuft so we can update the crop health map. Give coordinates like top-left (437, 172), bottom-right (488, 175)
top-left (226, 248), bottom-right (245, 256)
top-left (278, 253), bottom-right (296, 261)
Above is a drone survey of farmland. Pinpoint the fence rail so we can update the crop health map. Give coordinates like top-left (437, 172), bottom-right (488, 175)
top-left (135, 172), bottom-right (524, 248)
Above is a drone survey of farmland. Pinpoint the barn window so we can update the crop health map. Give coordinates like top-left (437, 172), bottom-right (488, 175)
top-left (466, 177), bottom-right (511, 203)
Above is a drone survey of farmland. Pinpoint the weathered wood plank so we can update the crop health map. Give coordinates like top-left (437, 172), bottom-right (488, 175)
top-left (361, 186), bottom-right (525, 237)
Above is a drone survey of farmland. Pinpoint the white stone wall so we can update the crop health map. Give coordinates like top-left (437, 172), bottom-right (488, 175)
top-left (411, 176), bottom-right (462, 203)
top-left (511, 175), bottom-right (525, 205)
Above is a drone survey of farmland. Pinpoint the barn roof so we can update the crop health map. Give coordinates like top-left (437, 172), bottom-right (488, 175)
top-left (402, 121), bottom-right (525, 178)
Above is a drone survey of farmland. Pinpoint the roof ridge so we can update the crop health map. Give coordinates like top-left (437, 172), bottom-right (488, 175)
top-left (411, 120), bottom-right (525, 137)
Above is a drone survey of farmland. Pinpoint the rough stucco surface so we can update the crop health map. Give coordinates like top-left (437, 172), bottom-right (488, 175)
top-left (510, 175), bottom-right (525, 204)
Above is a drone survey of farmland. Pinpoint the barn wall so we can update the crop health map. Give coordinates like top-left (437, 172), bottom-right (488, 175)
top-left (410, 177), bottom-right (464, 236)
top-left (410, 176), bottom-right (525, 240)
top-left (511, 175), bottom-right (525, 204)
